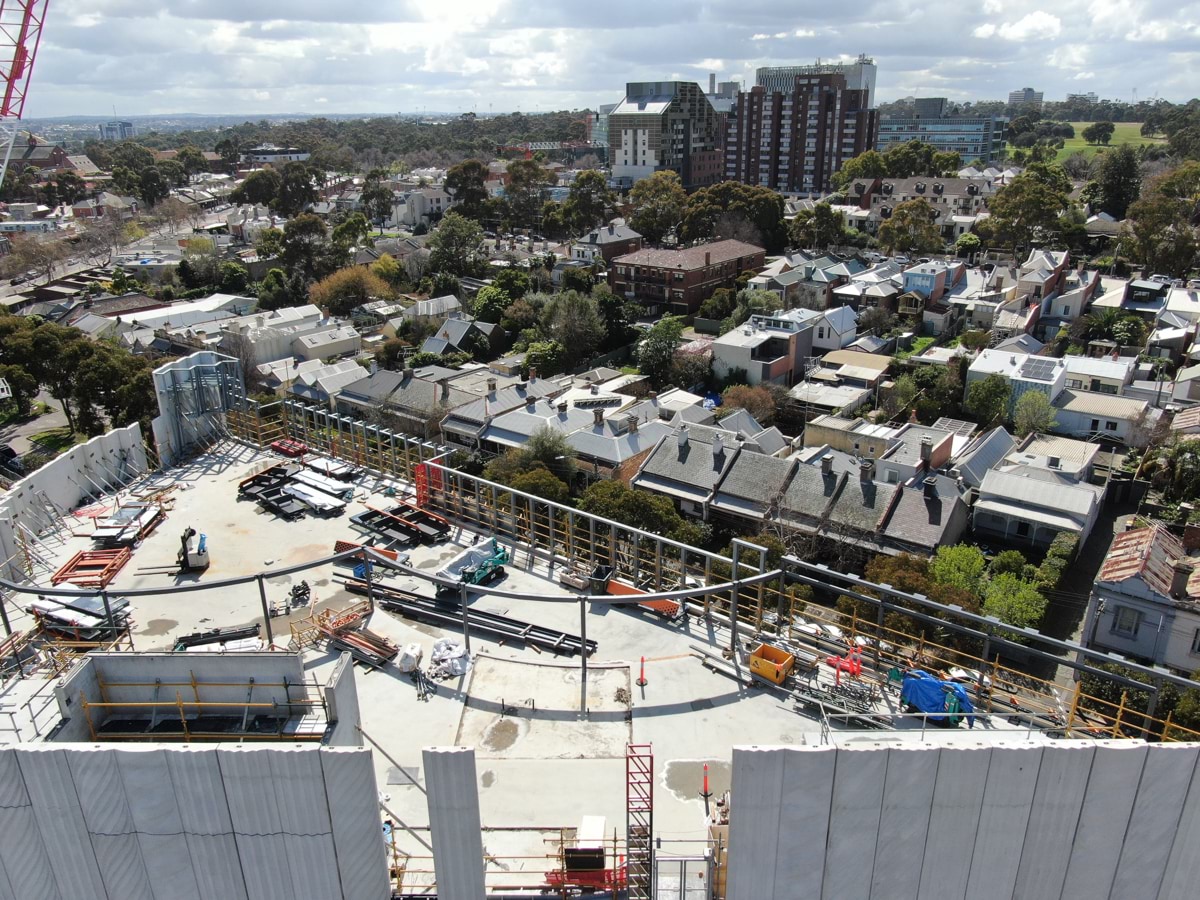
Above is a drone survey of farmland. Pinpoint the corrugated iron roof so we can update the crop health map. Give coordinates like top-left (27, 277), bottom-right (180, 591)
top-left (1098, 526), bottom-right (1200, 600)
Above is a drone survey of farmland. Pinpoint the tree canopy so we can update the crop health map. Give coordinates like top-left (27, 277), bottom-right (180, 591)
top-left (629, 170), bottom-right (686, 245)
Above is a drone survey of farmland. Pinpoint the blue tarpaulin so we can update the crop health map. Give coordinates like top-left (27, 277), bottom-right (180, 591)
top-left (900, 670), bottom-right (975, 727)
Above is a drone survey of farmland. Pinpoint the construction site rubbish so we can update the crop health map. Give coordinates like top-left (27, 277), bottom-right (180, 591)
top-left (344, 579), bottom-right (597, 656)
top-left (749, 642), bottom-right (795, 686)
top-left (435, 537), bottom-right (510, 593)
top-left (398, 643), bottom-right (423, 673)
top-left (332, 539), bottom-right (410, 572)
top-left (430, 638), bottom-right (470, 678)
top-left (900, 669), bottom-right (975, 728)
top-left (90, 502), bottom-right (165, 547)
top-left (51, 548), bottom-right (132, 587)
top-left (270, 438), bottom-right (307, 458)
top-left (173, 623), bottom-right (262, 651)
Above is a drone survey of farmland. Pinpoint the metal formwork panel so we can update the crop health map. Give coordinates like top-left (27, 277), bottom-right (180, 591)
top-left (726, 746), bottom-right (786, 900)
top-left (165, 747), bottom-right (237, 835)
top-left (183, 833), bottom-right (250, 900)
top-left (1011, 743), bottom-right (1095, 900)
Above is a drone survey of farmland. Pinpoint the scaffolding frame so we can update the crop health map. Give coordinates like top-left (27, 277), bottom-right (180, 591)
top-left (627, 743), bottom-right (654, 900)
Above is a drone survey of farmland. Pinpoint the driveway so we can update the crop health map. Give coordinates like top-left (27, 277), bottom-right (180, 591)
top-left (0, 390), bottom-right (69, 457)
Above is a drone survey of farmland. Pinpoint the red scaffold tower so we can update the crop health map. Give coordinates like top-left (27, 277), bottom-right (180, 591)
top-left (0, 1), bottom-right (49, 188)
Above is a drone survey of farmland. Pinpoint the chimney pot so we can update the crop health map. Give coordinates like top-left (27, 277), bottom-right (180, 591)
top-left (821, 455), bottom-right (833, 475)
top-left (712, 433), bottom-right (725, 457)
top-left (525, 395), bottom-right (536, 408)
top-left (678, 425), bottom-right (689, 448)
top-left (627, 415), bottom-right (639, 433)
top-left (486, 377), bottom-right (496, 393)
top-left (923, 476), bottom-right (937, 498)
top-left (1171, 560), bottom-right (1195, 599)
top-left (705, 251), bottom-right (711, 266)
top-left (529, 366), bottom-right (537, 381)
top-left (557, 401), bottom-right (568, 415)
top-left (594, 408), bottom-right (604, 426)
top-left (859, 460), bottom-right (874, 482)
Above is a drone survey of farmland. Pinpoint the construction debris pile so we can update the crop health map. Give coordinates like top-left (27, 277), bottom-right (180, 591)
top-left (430, 639), bottom-right (470, 679)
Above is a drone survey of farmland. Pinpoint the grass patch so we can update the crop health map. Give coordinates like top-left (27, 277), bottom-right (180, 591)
top-left (0, 403), bottom-right (44, 428)
top-left (895, 336), bottom-right (936, 360)
top-left (1055, 122), bottom-right (1166, 162)
top-left (620, 365), bottom-right (640, 376)
top-left (29, 426), bottom-right (81, 454)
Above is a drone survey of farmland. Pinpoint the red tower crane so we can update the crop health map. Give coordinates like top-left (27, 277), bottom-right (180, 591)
top-left (0, 1), bottom-right (49, 188)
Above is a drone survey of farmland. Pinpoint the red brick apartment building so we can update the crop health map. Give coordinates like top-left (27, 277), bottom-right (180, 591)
top-left (608, 239), bottom-right (766, 315)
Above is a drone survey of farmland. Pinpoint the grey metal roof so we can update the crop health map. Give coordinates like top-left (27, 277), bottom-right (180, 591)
top-left (978, 468), bottom-right (1102, 518)
top-left (952, 426), bottom-right (1017, 489)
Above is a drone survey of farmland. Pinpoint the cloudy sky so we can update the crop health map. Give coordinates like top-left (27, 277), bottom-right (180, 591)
top-left (27, 0), bottom-right (1200, 117)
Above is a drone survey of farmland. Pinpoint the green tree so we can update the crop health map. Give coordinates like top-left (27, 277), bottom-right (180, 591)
top-left (789, 202), bottom-right (846, 250)
top-left (176, 146), bottom-right (208, 178)
top-left (577, 480), bottom-right (704, 545)
top-left (929, 544), bottom-right (987, 596)
top-left (983, 174), bottom-right (1067, 255)
top-left (877, 198), bottom-right (942, 254)
top-left (523, 340), bottom-right (567, 378)
top-left (545, 290), bottom-right (605, 368)
top-left (1127, 169), bottom-right (1200, 278)
top-left (628, 170), bottom-right (686, 245)
top-left (831, 149), bottom-right (888, 190)
top-left (1082, 121), bottom-right (1116, 145)
top-left (370, 253), bottom-right (402, 287)
top-left (255, 226), bottom-right (284, 259)
top-left (637, 315), bottom-right (685, 387)
top-left (427, 212), bottom-right (485, 278)
top-left (0, 363), bottom-right (37, 416)
top-left (1013, 390), bottom-right (1058, 437)
top-left (443, 160), bottom-right (489, 220)
top-left (959, 329), bottom-right (991, 351)
top-left (218, 261), bottom-right (250, 294)
top-left (594, 285), bottom-right (638, 350)
top-left (955, 232), bottom-right (982, 258)
top-left (990, 550), bottom-right (1028, 578)
top-left (137, 166), bottom-right (170, 205)
top-left (982, 574), bottom-right (1048, 630)
top-left (231, 169), bottom-right (282, 207)
top-left (156, 159), bottom-right (188, 188)
top-left (492, 268), bottom-right (529, 299)
top-left (215, 137), bottom-right (243, 172)
top-left (473, 285), bottom-right (511, 323)
top-left (360, 170), bottom-right (394, 233)
top-left (273, 162), bottom-right (319, 217)
top-left (563, 170), bottom-right (614, 233)
top-left (508, 465), bottom-right (572, 504)
top-left (1091, 145), bottom-right (1142, 219)
top-left (256, 268), bottom-right (295, 310)
top-left (560, 265), bottom-right (595, 294)
top-left (332, 211), bottom-right (371, 250)
top-left (1156, 439), bottom-right (1200, 503)
top-left (965, 374), bottom-right (1011, 427)
top-left (682, 181), bottom-right (786, 252)
top-left (506, 159), bottom-right (555, 227)
top-left (524, 426), bottom-right (577, 480)
top-left (280, 213), bottom-right (331, 282)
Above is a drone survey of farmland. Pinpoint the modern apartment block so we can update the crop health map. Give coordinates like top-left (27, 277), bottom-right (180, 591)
top-left (756, 54), bottom-right (878, 106)
top-left (724, 75), bottom-right (878, 194)
top-left (607, 81), bottom-right (721, 188)
top-left (1008, 87), bottom-right (1044, 108)
top-left (99, 120), bottom-right (135, 141)
top-left (877, 97), bottom-right (1007, 162)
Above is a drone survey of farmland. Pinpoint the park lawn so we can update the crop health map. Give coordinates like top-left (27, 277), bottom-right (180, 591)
top-left (1055, 122), bottom-right (1166, 161)
top-left (29, 426), bottom-right (83, 454)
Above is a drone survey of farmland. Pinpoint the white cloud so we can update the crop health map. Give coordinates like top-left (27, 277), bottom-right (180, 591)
top-left (794, 28), bottom-right (815, 37)
top-left (973, 23), bottom-right (996, 38)
top-left (750, 33), bottom-right (770, 40)
top-left (996, 11), bottom-right (1062, 42)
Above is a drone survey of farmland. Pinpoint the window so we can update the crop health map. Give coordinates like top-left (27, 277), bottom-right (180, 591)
top-left (1063, 306), bottom-right (1070, 317)
top-left (886, 470), bottom-right (898, 484)
top-left (1192, 628), bottom-right (1200, 654)
top-left (1112, 606), bottom-right (1141, 637)
top-left (1090, 419), bottom-right (1100, 431)
top-left (1016, 521), bottom-right (1030, 538)
top-left (1105, 421), bottom-right (1118, 431)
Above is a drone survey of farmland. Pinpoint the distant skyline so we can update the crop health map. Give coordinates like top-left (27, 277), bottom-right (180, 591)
top-left (29, 1), bottom-right (1200, 119)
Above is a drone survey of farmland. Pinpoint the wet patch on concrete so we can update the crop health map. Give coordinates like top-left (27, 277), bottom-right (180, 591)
top-left (482, 717), bottom-right (523, 752)
top-left (480, 769), bottom-right (495, 788)
top-left (662, 759), bottom-right (731, 805)
top-left (139, 618), bottom-right (178, 637)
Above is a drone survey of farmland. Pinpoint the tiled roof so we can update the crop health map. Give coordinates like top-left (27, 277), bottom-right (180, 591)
top-left (826, 474), bottom-right (900, 531)
top-left (636, 425), bottom-right (741, 494)
top-left (1099, 526), bottom-right (1200, 600)
top-left (612, 239), bottom-right (764, 271)
top-left (882, 476), bottom-right (965, 548)
top-left (712, 452), bottom-right (794, 508)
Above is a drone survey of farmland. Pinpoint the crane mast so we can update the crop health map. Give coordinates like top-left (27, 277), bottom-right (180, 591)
top-left (0, 1), bottom-right (49, 190)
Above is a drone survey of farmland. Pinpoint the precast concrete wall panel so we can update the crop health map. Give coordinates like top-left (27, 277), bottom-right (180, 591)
top-left (15, 747), bottom-right (107, 897)
top-left (67, 747), bottom-right (154, 900)
top-left (1109, 743), bottom-right (1199, 900)
top-left (917, 746), bottom-right (991, 900)
top-left (423, 746), bottom-right (487, 900)
top-left (821, 744), bottom-right (887, 900)
top-left (964, 745), bottom-right (1042, 900)
top-left (776, 747), bottom-right (835, 898)
top-left (115, 746), bottom-right (203, 900)
top-left (725, 746), bottom-right (787, 899)
top-left (322, 747), bottom-right (390, 900)
top-left (0, 748), bottom-right (57, 900)
top-left (219, 749), bottom-right (297, 900)
top-left (1059, 742), bottom-right (1147, 900)
top-left (1011, 743), bottom-right (1095, 900)
top-left (267, 748), bottom-right (341, 900)
top-left (869, 746), bottom-right (940, 900)
top-left (183, 834), bottom-right (251, 900)
top-left (166, 746), bottom-right (239, 835)
top-left (1158, 748), bottom-right (1200, 900)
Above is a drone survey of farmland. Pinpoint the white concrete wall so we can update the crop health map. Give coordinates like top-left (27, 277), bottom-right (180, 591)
top-left (0, 423), bottom-right (148, 580)
top-left (726, 741), bottom-right (1200, 900)
top-left (423, 746), bottom-right (485, 900)
top-left (0, 744), bottom-right (389, 900)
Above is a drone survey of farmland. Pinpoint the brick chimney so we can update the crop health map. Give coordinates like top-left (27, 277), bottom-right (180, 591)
top-left (923, 476), bottom-right (938, 499)
top-left (919, 436), bottom-right (933, 464)
top-left (859, 459), bottom-right (874, 482)
top-left (486, 377), bottom-right (497, 394)
top-left (821, 455), bottom-right (833, 475)
top-left (593, 408), bottom-right (604, 426)
top-left (529, 366), bottom-right (537, 381)
top-left (705, 251), bottom-right (711, 266)
top-left (1171, 560), bottom-right (1195, 599)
